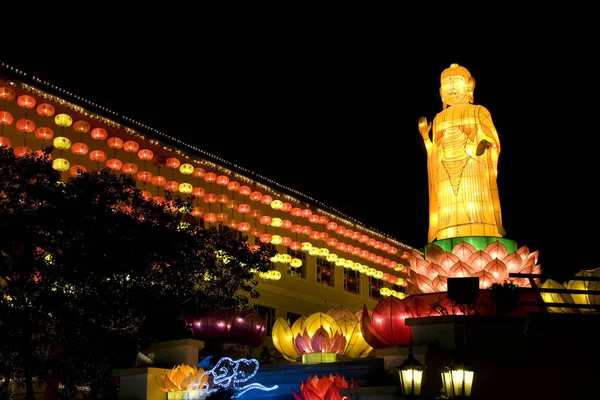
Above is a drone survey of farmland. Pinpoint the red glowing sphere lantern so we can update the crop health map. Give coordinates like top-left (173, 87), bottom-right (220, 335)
top-left (250, 209), bottom-right (262, 219)
top-left (301, 209), bottom-right (312, 218)
top-left (0, 136), bottom-right (11, 148)
top-left (361, 296), bottom-right (414, 349)
top-left (0, 111), bottom-right (13, 126)
top-left (0, 87), bottom-right (14, 101)
top-left (290, 241), bottom-right (302, 251)
top-left (107, 137), bottom-right (124, 150)
top-left (71, 142), bottom-right (89, 156)
top-left (249, 191), bottom-right (262, 202)
top-left (151, 175), bottom-right (166, 187)
top-left (106, 159), bottom-right (123, 170)
top-left (238, 222), bottom-right (251, 232)
top-left (217, 213), bottom-right (228, 223)
top-left (16, 119), bottom-right (35, 133)
top-left (301, 226), bottom-right (312, 235)
top-left (35, 127), bottom-right (53, 141)
top-left (14, 146), bottom-right (32, 157)
top-left (327, 222), bottom-right (338, 231)
top-left (259, 216), bottom-right (272, 225)
top-left (122, 163), bottom-right (138, 175)
top-left (141, 190), bottom-right (152, 200)
top-left (336, 226), bottom-right (346, 235)
top-left (72, 120), bottom-right (91, 134)
top-left (137, 149), bottom-right (154, 161)
top-left (17, 95), bottom-right (36, 110)
top-left (90, 127), bottom-right (108, 140)
top-left (203, 213), bottom-right (217, 223)
top-left (290, 224), bottom-right (302, 233)
top-left (193, 167), bottom-right (206, 178)
top-left (217, 194), bottom-right (229, 204)
top-left (153, 196), bottom-right (165, 204)
top-left (216, 175), bottom-right (230, 186)
top-left (183, 308), bottom-right (266, 348)
top-left (281, 237), bottom-right (292, 246)
top-left (228, 219), bottom-right (239, 229)
top-left (238, 203), bottom-right (251, 214)
top-left (191, 207), bottom-right (203, 217)
top-left (204, 172), bottom-right (217, 183)
top-left (123, 141), bottom-right (139, 153)
top-left (226, 200), bottom-right (239, 210)
top-left (166, 157), bottom-right (180, 169)
top-left (137, 171), bottom-right (153, 183)
top-left (260, 234), bottom-right (272, 244)
top-left (260, 195), bottom-right (273, 205)
top-left (309, 214), bottom-right (320, 223)
top-left (227, 181), bottom-right (240, 191)
top-left (36, 103), bottom-right (55, 117)
top-left (238, 186), bottom-right (252, 196)
top-left (327, 237), bottom-right (338, 247)
top-left (319, 216), bottom-right (329, 224)
top-left (89, 150), bottom-right (106, 162)
top-left (309, 231), bottom-right (320, 240)
top-left (165, 181), bottom-right (179, 192)
top-left (69, 165), bottom-right (87, 176)
top-left (250, 228), bottom-right (261, 237)
top-left (203, 193), bottom-right (217, 204)
top-left (282, 220), bottom-right (292, 229)
top-left (290, 207), bottom-right (302, 217)
top-left (282, 202), bottom-right (292, 212)
top-left (192, 187), bottom-right (205, 197)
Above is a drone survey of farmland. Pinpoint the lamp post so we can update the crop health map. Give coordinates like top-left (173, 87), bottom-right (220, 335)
top-left (397, 347), bottom-right (426, 398)
top-left (440, 358), bottom-right (475, 398)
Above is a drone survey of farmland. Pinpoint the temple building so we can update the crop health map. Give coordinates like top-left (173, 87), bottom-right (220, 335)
top-left (0, 65), bottom-right (418, 341)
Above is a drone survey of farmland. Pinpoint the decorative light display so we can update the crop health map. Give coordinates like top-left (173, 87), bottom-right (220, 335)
top-left (292, 373), bottom-right (356, 400)
top-left (360, 296), bottom-right (415, 349)
top-left (156, 364), bottom-right (208, 394)
top-left (185, 357), bottom-right (278, 399)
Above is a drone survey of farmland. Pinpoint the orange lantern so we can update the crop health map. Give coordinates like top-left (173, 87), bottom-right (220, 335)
top-left (106, 159), bottom-right (123, 170)
top-left (226, 200), bottom-right (239, 210)
top-left (137, 171), bottom-right (153, 183)
top-left (217, 194), bottom-right (228, 204)
top-left (290, 242), bottom-right (302, 251)
top-left (250, 228), bottom-right (261, 237)
top-left (123, 141), bottom-right (139, 153)
top-left (227, 181), bottom-right (240, 191)
top-left (0, 137), bottom-right (11, 148)
top-left (290, 208), bottom-right (302, 217)
top-left (301, 226), bottom-right (312, 235)
top-left (217, 213), bottom-right (228, 222)
top-left (16, 119), bottom-right (35, 133)
top-left (165, 181), bottom-right (179, 192)
top-left (203, 213), bottom-right (217, 223)
top-left (309, 214), bottom-right (320, 223)
top-left (193, 167), bottom-right (206, 178)
top-left (71, 143), bottom-right (89, 156)
top-left (259, 216), bottom-right (272, 225)
top-left (260, 195), bottom-right (273, 205)
top-left (204, 172), bottom-right (217, 183)
top-left (282, 203), bottom-right (292, 212)
top-left (90, 150), bottom-right (106, 162)
top-left (238, 204), bottom-right (251, 214)
top-left (69, 165), bottom-right (87, 176)
top-left (17, 95), bottom-right (36, 110)
top-left (36, 103), bottom-right (55, 117)
top-left (249, 191), bottom-right (262, 202)
top-left (141, 191), bottom-right (152, 199)
top-left (151, 176), bottom-right (167, 187)
top-left (0, 111), bottom-right (13, 126)
top-left (153, 196), bottom-right (165, 203)
top-left (336, 226), bottom-right (345, 235)
top-left (138, 149), bottom-right (154, 161)
top-left (250, 209), bottom-right (262, 219)
top-left (309, 231), bottom-right (320, 240)
top-left (122, 163), bottom-right (138, 175)
top-left (260, 234), bottom-right (272, 244)
top-left (35, 127), bottom-right (53, 141)
top-left (192, 187), bottom-right (205, 197)
top-left (238, 222), bottom-right (251, 232)
top-left (282, 220), bottom-right (293, 229)
top-left (191, 207), bottom-right (203, 217)
top-left (228, 219), bottom-right (239, 229)
top-left (319, 216), bottom-right (329, 224)
top-left (290, 224), bottom-right (302, 233)
top-left (327, 222), bottom-right (338, 231)
top-left (107, 137), bottom-right (124, 149)
top-left (90, 127), bottom-right (108, 140)
top-left (73, 120), bottom-right (91, 134)
top-left (0, 87), bottom-right (14, 101)
top-left (238, 186), bottom-right (252, 196)
top-left (203, 193), bottom-right (217, 204)
top-left (166, 157), bottom-right (180, 169)
top-left (14, 146), bottom-right (32, 157)
top-left (281, 237), bottom-right (292, 246)
top-left (327, 238), bottom-right (338, 247)
top-left (301, 209), bottom-right (312, 218)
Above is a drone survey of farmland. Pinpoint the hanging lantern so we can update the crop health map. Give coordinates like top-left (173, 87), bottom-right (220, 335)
top-left (153, 196), bottom-right (165, 203)
top-left (0, 137), bottom-right (11, 148)
top-left (71, 142), bottom-right (89, 156)
top-left (301, 242), bottom-right (312, 251)
top-left (141, 190), bottom-right (152, 199)
top-left (0, 87), bottom-right (14, 101)
top-left (249, 191), bottom-right (262, 202)
top-left (238, 222), bottom-right (251, 232)
top-left (239, 186), bottom-right (252, 196)
top-left (271, 235), bottom-right (283, 245)
top-left (17, 95), bottom-right (36, 110)
top-left (301, 209), bottom-right (312, 218)
top-left (52, 158), bottom-right (70, 171)
top-left (106, 159), bottom-right (123, 170)
top-left (138, 149), bottom-right (154, 161)
top-left (326, 222), bottom-right (338, 231)
top-left (35, 127), bottom-right (53, 141)
top-left (216, 175), bottom-right (230, 186)
top-left (36, 103), bottom-right (55, 117)
top-left (204, 172), bottom-right (217, 183)
top-left (151, 175), bottom-right (167, 187)
top-left (179, 163), bottom-right (194, 175)
top-left (90, 127), bottom-right (108, 140)
top-left (238, 204), bottom-right (251, 214)
top-left (290, 208), bottom-right (302, 217)
top-left (326, 253), bottom-right (338, 263)
top-left (226, 200), bottom-right (239, 210)
top-left (203, 213), bottom-right (217, 223)
top-left (216, 212), bottom-right (228, 222)
top-left (192, 187), bottom-right (205, 198)
top-left (250, 209), bottom-right (262, 219)
top-left (14, 146), bottom-right (32, 157)
top-left (165, 181), bottom-right (179, 192)
top-left (73, 120), bottom-right (91, 134)
top-left (282, 203), bottom-right (292, 212)
top-left (290, 241), bottom-right (302, 251)
top-left (271, 200), bottom-right (283, 210)
top-left (53, 137), bottom-right (71, 150)
top-left (279, 254), bottom-right (292, 264)
top-left (166, 157), bottom-right (180, 169)
top-left (0, 111), bottom-right (13, 126)
top-left (193, 167), bottom-right (206, 178)
top-left (282, 220), bottom-right (292, 229)
top-left (90, 150), bottom-right (107, 162)
top-left (271, 218), bottom-right (283, 227)
top-left (259, 216), bottom-right (272, 225)
top-left (122, 163), bottom-right (138, 175)
top-left (123, 141), bottom-right (139, 153)
top-left (16, 119), bottom-right (35, 133)
top-left (309, 214), bottom-right (320, 223)
top-left (327, 237), bottom-right (338, 247)
top-left (281, 237), bottom-right (292, 246)
top-left (54, 114), bottom-right (73, 127)
top-left (260, 195), bottom-right (273, 205)
top-left (137, 171), bottom-right (153, 183)
top-left (69, 165), bottom-right (87, 176)
top-left (290, 258), bottom-right (303, 268)
top-left (203, 193), bottom-right (217, 204)
top-left (179, 183), bottom-right (193, 194)
top-left (227, 181), bottom-right (240, 191)
top-left (107, 137), bottom-right (124, 149)
top-left (191, 207), bottom-right (203, 217)
top-left (217, 194), bottom-right (228, 204)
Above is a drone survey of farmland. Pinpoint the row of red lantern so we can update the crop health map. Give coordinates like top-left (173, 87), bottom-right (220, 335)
top-left (2, 89), bottom-right (400, 256)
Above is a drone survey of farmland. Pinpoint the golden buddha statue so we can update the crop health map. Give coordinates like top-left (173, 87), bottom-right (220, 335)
top-left (419, 63), bottom-right (505, 243)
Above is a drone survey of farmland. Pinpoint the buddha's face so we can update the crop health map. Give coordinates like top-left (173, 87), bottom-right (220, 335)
top-left (440, 74), bottom-right (470, 105)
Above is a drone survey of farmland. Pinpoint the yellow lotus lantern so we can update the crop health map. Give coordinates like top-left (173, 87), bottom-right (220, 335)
top-left (325, 306), bottom-right (373, 358)
top-left (156, 363), bottom-right (207, 399)
top-left (539, 267), bottom-right (600, 313)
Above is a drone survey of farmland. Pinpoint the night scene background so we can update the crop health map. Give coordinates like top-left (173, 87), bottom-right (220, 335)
top-left (2, 28), bottom-right (597, 284)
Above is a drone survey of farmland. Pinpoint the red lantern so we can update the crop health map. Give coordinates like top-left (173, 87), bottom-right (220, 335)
top-left (344, 229), bottom-right (354, 238)
top-left (90, 128), bottom-right (108, 140)
top-left (290, 224), bottom-right (302, 233)
top-left (260, 195), bottom-right (273, 205)
top-left (326, 222), bottom-right (338, 231)
top-left (260, 234), bottom-right (272, 244)
top-left (281, 237), bottom-right (292, 246)
top-left (35, 127), bottom-right (53, 141)
top-left (192, 167), bottom-right (206, 178)
top-left (309, 231), bottom-right (320, 240)
top-left (138, 149), bottom-right (153, 161)
top-left (14, 146), bottom-right (32, 157)
top-left (17, 95), bottom-right (36, 109)
top-left (228, 219), bottom-right (239, 229)
top-left (0, 87), bottom-right (14, 101)
top-left (16, 119), bottom-right (35, 133)
top-left (192, 187), bottom-right (205, 197)
top-left (226, 200), bottom-right (239, 210)
top-left (36, 103), bottom-right (55, 117)
top-left (137, 171), bottom-right (153, 183)
top-left (361, 297), bottom-right (414, 349)
top-left (238, 186), bottom-right (252, 196)
top-left (122, 163), bottom-right (138, 175)
top-left (73, 120), bottom-right (91, 134)
top-left (69, 165), bottom-right (87, 176)
top-left (0, 111), bottom-right (13, 126)
top-left (301, 209), bottom-right (312, 218)
top-left (336, 242), bottom-right (346, 251)
top-left (191, 207), bottom-right (203, 217)
top-left (282, 220), bottom-right (292, 229)
top-left (151, 176), bottom-right (166, 187)
top-left (203, 213), bottom-right (217, 223)
top-left (259, 216), bottom-right (272, 225)
top-left (319, 216), bottom-right (329, 224)
top-left (238, 222), bottom-right (251, 232)
top-left (107, 137), bottom-right (124, 149)
top-left (166, 157), bottom-right (180, 169)
top-left (327, 237), bottom-right (338, 247)
top-left (0, 136), bottom-right (11, 148)
top-left (203, 193), bottom-right (217, 204)
top-left (249, 191), bottom-right (262, 202)
top-left (123, 141), bottom-right (139, 153)
top-left (309, 214), bottom-right (320, 223)
top-left (204, 172), bottom-right (217, 183)
top-left (217, 194), bottom-right (228, 204)
top-left (165, 181), bottom-right (179, 192)
top-left (301, 226), bottom-right (312, 235)
top-left (336, 226), bottom-right (345, 235)
top-left (250, 228), bottom-right (261, 237)
top-left (227, 181), bottom-right (240, 191)
top-left (290, 208), bottom-right (302, 217)
top-left (216, 175), bottom-right (230, 186)
top-left (71, 142), bottom-right (89, 156)
top-left (90, 150), bottom-right (106, 162)
top-left (106, 159), bottom-right (123, 170)
top-left (319, 232), bottom-right (329, 241)
top-left (282, 203), bottom-right (293, 212)
top-left (153, 196), bottom-right (165, 203)
top-left (217, 213), bottom-right (228, 222)
top-left (238, 203), bottom-right (251, 214)
top-left (141, 190), bottom-right (152, 199)
top-left (290, 241), bottom-right (302, 251)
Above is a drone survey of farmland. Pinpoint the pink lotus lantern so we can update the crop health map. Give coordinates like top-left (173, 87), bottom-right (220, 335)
top-left (361, 296), bottom-right (414, 348)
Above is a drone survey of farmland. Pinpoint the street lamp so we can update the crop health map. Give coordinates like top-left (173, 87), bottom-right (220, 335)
top-left (397, 347), bottom-right (426, 397)
top-left (440, 358), bottom-right (475, 398)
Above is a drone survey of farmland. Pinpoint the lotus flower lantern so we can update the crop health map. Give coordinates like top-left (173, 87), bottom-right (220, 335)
top-left (361, 295), bottom-right (415, 348)
top-left (156, 363), bottom-right (208, 398)
top-left (292, 373), bottom-right (356, 400)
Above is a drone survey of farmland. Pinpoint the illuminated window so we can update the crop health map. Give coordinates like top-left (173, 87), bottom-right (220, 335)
top-left (287, 248), bottom-right (306, 279)
top-left (369, 276), bottom-right (384, 299)
top-left (316, 258), bottom-right (334, 288)
top-left (254, 304), bottom-right (276, 336)
top-left (286, 311), bottom-right (303, 325)
top-left (344, 269), bottom-right (360, 295)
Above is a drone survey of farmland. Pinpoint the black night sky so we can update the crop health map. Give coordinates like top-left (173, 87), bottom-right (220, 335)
top-left (2, 26), bottom-right (598, 282)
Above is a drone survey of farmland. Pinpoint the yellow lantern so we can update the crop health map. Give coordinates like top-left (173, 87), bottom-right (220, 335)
top-left (326, 253), bottom-right (338, 263)
top-left (271, 217), bottom-right (283, 227)
top-left (308, 247), bottom-right (320, 256)
top-left (279, 254), bottom-right (292, 264)
top-left (54, 113), bottom-right (73, 127)
top-left (270, 235), bottom-right (282, 245)
top-left (179, 183), bottom-right (193, 194)
top-left (270, 254), bottom-right (281, 263)
top-left (344, 260), bottom-right (354, 269)
top-left (53, 136), bottom-right (71, 150)
top-left (374, 270), bottom-right (384, 279)
top-left (271, 200), bottom-right (284, 210)
top-left (52, 158), bottom-right (70, 171)
top-left (290, 258), bottom-right (302, 268)
top-left (301, 242), bottom-right (312, 251)
top-left (380, 287), bottom-right (391, 297)
top-left (269, 270), bottom-right (282, 280)
top-left (366, 268), bottom-right (376, 277)
top-left (335, 258), bottom-right (346, 267)
top-left (179, 163), bottom-right (194, 175)
top-left (318, 248), bottom-right (330, 258)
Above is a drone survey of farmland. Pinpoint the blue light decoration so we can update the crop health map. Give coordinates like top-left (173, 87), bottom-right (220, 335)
top-left (185, 356), bottom-right (278, 399)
